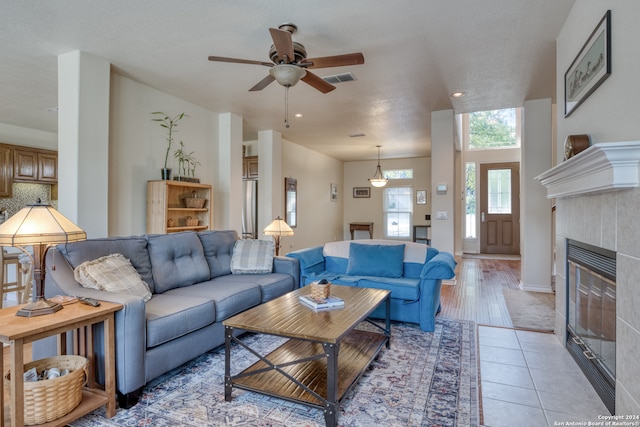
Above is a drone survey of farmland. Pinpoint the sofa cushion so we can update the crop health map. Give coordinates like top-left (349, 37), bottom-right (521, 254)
top-left (145, 294), bottom-right (215, 348)
top-left (74, 253), bottom-right (152, 302)
top-left (215, 273), bottom-right (295, 302)
top-left (357, 277), bottom-right (421, 301)
top-left (57, 235), bottom-right (155, 293)
top-left (346, 243), bottom-right (405, 278)
top-left (165, 278), bottom-right (262, 322)
top-left (147, 232), bottom-right (210, 293)
top-left (197, 230), bottom-right (237, 278)
top-left (230, 239), bottom-right (274, 274)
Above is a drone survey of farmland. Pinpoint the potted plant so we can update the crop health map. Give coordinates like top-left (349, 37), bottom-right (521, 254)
top-left (151, 111), bottom-right (187, 180)
top-left (173, 142), bottom-right (201, 183)
top-left (187, 154), bottom-right (201, 181)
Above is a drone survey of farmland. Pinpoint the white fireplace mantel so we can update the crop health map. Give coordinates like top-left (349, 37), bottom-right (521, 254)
top-left (536, 141), bottom-right (640, 199)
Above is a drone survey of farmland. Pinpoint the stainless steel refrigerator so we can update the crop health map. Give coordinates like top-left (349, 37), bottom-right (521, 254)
top-left (242, 180), bottom-right (258, 239)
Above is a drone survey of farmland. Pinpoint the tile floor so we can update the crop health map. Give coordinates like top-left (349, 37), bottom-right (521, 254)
top-left (478, 325), bottom-right (610, 427)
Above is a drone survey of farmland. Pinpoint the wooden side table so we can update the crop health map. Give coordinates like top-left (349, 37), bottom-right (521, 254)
top-left (349, 222), bottom-right (373, 239)
top-left (0, 300), bottom-right (122, 427)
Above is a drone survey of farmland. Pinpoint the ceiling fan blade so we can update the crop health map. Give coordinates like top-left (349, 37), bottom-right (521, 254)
top-left (301, 71), bottom-right (336, 94)
top-left (249, 74), bottom-right (276, 92)
top-left (269, 28), bottom-right (295, 63)
top-left (305, 53), bottom-right (365, 69)
top-left (208, 56), bottom-right (273, 67)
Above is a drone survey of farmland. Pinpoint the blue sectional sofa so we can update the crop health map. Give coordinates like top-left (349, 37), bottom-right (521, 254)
top-left (36, 230), bottom-right (299, 408)
top-left (287, 240), bottom-right (456, 332)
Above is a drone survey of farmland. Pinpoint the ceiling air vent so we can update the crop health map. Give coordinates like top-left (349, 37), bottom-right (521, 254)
top-left (323, 72), bottom-right (357, 84)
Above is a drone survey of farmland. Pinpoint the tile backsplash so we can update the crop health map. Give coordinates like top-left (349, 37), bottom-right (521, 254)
top-left (0, 182), bottom-right (56, 219)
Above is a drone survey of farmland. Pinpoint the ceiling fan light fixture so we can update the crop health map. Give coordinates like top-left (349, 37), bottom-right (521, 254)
top-left (368, 145), bottom-right (388, 188)
top-left (269, 64), bottom-right (306, 87)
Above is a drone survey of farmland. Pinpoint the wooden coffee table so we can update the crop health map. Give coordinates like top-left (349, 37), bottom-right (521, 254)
top-left (223, 285), bottom-right (391, 427)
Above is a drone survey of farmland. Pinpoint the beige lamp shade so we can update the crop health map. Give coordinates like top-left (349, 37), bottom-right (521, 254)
top-left (263, 216), bottom-right (293, 256)
top-left (0, 203), bottom-right (86, 246)
top-left (263, 216), bottom-right (294, 237)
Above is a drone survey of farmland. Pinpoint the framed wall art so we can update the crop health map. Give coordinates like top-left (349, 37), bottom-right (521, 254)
top-left (330, 183), bottom-right (338, 202)
top-left (285, 177), bottom-right (297, 227)
top-left (564, 10), bottom-right (611, 117)
top-left (353, 187), bottom-right (371, 198)
top-left (416, 190), bottom-right (427, 205)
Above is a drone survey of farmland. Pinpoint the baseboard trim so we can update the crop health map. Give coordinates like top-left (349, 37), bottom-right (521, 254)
top-left (519, 281), bottom-right (553, 293)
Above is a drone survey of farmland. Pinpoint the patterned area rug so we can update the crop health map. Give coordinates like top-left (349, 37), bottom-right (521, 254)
top-left (71, 318), bottom-right (478, 427)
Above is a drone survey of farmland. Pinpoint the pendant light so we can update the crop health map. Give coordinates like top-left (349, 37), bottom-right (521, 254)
top-left (368, 145), bottom-right (388, 188)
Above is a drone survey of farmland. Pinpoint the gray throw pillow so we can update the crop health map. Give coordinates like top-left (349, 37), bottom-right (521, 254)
top-left (230, 239), bottom-right (274, 274)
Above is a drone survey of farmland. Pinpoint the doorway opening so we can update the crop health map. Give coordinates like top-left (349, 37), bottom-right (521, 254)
top-left (460, 107), bottom-right (522, 256)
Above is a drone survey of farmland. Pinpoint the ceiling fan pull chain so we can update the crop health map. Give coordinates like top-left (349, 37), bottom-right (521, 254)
top-left (284, 85), bottom-right (290, 128)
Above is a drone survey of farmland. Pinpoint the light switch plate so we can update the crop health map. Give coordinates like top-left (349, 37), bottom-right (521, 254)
top-left (436, 211), bottom-right (448, 220)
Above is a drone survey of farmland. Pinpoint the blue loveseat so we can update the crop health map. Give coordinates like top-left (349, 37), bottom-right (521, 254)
top-left (287, 240), bottom-right (456, 332)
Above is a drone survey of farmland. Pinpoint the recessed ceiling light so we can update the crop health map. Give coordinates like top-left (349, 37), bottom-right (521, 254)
top-left (294, 113), bottom-right (303, 118)
top-left (451, 92), bottom-right (465, 98)
top-left (349, 132), bottom-right (366, 138)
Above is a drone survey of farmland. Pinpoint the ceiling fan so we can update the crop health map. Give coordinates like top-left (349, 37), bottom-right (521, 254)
top-left (208, 23), bottom-right (365, 94)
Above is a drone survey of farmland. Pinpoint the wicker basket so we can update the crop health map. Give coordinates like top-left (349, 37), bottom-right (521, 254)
top-left (185, 216), bottom-right (199, 226)
top-left (184, 191), bottom-right (206, 209)
top-left (310, 281), bottom-right (331, 300)
top-left (5, 355), bottom-right (88, 425)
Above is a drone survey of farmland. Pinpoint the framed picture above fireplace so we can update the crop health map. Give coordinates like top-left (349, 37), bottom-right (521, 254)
top-left (564, 10), bottom-right (611, 117)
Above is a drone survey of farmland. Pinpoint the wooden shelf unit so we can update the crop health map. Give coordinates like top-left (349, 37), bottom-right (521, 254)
top-left (146, 180), bottom-right (213, 234)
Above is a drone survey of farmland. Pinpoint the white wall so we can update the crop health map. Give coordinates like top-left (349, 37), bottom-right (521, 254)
top-left (556, 0), bottom-right (640, 415)
top-left (281, 140), bottom-right (343, 252)
top-left (109, 73), bottom-right (219, 236)
top-left (0, 123), bottom-right (57, 150)
top-left (343, 156), bottom-right (430, 241)
top-left (58, 51), bottom-right (110, 237)
top-left (520, 98), bottom-right (553, 292)
top-left (431, 110), bottom-right (455, 253)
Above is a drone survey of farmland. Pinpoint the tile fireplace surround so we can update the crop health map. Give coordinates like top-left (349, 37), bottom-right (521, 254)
top-left (536, 140), bottom-right (640, 415)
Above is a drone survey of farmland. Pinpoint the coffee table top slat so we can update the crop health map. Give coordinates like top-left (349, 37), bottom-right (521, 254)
top-left (224, 285), bottom-right (389, 343)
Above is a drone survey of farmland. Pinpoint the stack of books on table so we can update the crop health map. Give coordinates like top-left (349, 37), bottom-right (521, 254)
top-left (299, 294), bottom-right (345, 311)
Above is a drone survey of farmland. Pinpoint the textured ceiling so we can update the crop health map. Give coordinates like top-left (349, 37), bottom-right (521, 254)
top-left (0, 0), bottom-right (574, 161)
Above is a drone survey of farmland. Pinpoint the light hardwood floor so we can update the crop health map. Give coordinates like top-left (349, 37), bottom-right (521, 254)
top-left (440, 255), bottom-right (522, 327)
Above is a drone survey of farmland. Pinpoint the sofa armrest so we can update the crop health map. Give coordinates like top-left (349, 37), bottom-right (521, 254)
top-left (286, 246), bottom-right (325, 284)
top-left (273, 256), bottom-right (300, 288)
top-left (40, 248), bottom-right (148, 396)
top-left (420, 252), bottom-right (457, 280)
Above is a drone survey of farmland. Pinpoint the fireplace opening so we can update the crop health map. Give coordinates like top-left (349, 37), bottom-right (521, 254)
top-left (566, 239), bottom-right (616, 414)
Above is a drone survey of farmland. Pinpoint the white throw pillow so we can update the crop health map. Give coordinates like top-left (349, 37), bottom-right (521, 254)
top-left (230, 239), bottom-right (274, 274)
top-left (74, 253), bottom-right (152, 302)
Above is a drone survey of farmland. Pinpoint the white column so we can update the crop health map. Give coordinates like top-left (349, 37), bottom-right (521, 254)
top-left (257, 130), bottom-right (282, 239)
top-left (430, 109), bottom-right (455, 254)
top-left (217, 112), bottom-right (243, 232)
top-left (57, 51), bottom-right (110, 237)
top-left (520, 98), bottom-right (553, 292)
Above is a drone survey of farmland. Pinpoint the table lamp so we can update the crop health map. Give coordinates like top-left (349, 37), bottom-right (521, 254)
top-left (0, 200), bottom-right (86, 317)
top-left (263, 216), bottom-right (294, 256)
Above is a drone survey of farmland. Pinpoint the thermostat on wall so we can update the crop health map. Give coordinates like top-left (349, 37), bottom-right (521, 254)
top-left (436, 184), bottom-right (447, 194)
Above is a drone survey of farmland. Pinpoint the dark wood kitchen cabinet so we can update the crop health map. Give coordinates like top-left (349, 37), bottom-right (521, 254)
top-left (13, 147), bottom-right (58, 183)
top-left (0, 144), bottom-right (13, 197)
